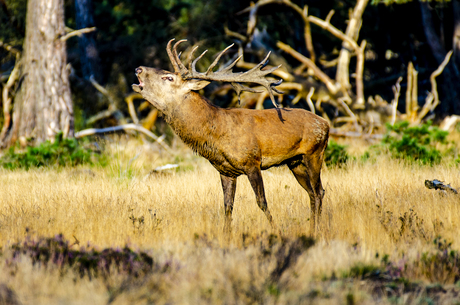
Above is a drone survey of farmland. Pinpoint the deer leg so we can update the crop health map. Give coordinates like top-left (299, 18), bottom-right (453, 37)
top-left (246, 168), bottom-right (278, 231)
top-left (220, 174), bottom-right (237, 234)
top-left (289, 163), bottom-right (318, 235)
top-left (304, 154), bottom-right (325, 236)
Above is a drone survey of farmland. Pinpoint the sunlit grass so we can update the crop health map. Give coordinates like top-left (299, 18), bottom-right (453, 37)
top-left (0, 135), bottom-right (459, 304)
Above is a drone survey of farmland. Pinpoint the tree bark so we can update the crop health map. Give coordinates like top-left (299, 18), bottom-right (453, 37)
top-left (75, 0), bottom-right (100, 82)
top-left (3, 0), bottom-right (73, 147)
top-left (335, 0), bottom-right (369, 91)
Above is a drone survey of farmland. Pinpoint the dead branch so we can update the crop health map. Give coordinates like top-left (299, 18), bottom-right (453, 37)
top-left (125, 92), bottom-right (143, 124)
top-left (238, 0), bottom-right (316, 62)
top-left (405, 62), bottom-right (418, 122)
top-left (75, 123), bottom-right (173, 154)
top-left (355, 40), bottom-right (367, 107)
top-left (85, 109), bottom-right (124, 125)
top-left (390, 77), bottom-right (403, 126)
top-left (0, 53), bottom-right (20, 144)
top-left (305, 87), bottom-right (316, 114)
top-left (337, 98), bottom-right (361, 132)
top-left (335, 0), bottom-right (369, 91)
top-left (89, 75), bottom-right (118, 111)
top-left (440, 115), bottom-right (460, 131)
top-left (60, 27), bottom-right (96, 42)
top-left (277, 41), bottom-right (339, 95)
top-left (307, 13), bottom-right (360, 52)
top-left (224, 26), bottom-right (247, 42)
top-left (414, 50), bottom-right (453, 124)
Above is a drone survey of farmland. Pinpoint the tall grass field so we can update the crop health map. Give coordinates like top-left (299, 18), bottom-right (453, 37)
top-left (0, 133), bottom-right (459, 304)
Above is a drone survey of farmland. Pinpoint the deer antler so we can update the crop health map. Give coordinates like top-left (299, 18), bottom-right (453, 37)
top-left (166, 38), bottom-right (283, 107)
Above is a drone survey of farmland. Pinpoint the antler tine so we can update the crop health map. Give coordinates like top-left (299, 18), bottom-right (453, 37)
top-left (191, 49), bottom-right (208, 73)
top-left (244, 51), bottom-right (271, 75)
top-left (166, 38), bottom-right (180, 72)
top-left (219, 54), bottom-right (243, 73)
top-left (188, 45), bottom-right (199, 71)
top-left (206, 43), bottom-right (234, 75)
top-left (172, 39), bottom-right (188, 72)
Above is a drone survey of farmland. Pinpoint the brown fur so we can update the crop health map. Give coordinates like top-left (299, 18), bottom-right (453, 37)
top-left (133, 64), bottom-right (329, 236)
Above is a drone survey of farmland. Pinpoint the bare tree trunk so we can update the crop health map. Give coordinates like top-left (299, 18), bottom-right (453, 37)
top-left (420, 1), bottom-right (460, 115)
top-left (75, 0), bottom-right (100, 82)
top-left (335, 0), bottom-right (369, 91)
top-left (3, 0), bottom-right (73, 147)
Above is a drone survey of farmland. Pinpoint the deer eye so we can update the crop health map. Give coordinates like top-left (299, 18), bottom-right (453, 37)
top-left (162, 76), bottom-right (173, 82)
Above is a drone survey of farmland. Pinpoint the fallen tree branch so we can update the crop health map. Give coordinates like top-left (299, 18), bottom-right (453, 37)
top-left (60, 27), bottom-right (96, 42)
top-left (75, 123), bottom-right (173, 154)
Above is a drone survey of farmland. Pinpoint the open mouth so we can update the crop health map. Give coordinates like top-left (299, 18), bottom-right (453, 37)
top-left (132, 74), bottom-right (144, 92)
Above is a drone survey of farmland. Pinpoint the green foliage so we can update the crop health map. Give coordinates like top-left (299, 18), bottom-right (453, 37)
top-left (0, 133), bottom-right (103, 170)
top-left (325, 140), bottom-right (349, 167)
top-left (381, 121), bottom-right (449, 165)
top-left (0, 0), bottom-right (27, 45)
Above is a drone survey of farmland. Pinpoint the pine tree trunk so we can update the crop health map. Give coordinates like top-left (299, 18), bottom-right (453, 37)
top-left (4, 0), bottom-right (74, 147)
top-left (75, 0), bottom-right (100, 82)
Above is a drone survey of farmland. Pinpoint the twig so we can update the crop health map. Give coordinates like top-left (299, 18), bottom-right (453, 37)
top-left (75, 123), bottom-right (173, 154)
top-left (60, 27), bottom-right (96, 42)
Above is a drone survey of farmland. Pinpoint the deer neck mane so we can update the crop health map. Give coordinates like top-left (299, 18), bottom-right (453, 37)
top-left (165, 92), bottom-right (221, 158)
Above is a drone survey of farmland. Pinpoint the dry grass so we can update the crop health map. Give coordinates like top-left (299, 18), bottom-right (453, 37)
top-left (0, 136), bottom-right (459, 304)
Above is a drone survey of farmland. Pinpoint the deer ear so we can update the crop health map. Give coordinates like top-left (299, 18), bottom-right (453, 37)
top-left (185, 79), bottom-right (211, 91)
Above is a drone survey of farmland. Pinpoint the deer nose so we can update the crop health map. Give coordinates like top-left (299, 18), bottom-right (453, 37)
top-left (135, 67), bottom-right (143, 75)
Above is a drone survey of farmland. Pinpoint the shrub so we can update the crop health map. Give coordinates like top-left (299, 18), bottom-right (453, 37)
top-left (325, 140), bottom-right (349, 167)
top-left (380, 121), bottom-right (448, 165)
top-left (0, 133), bottom-right (103, 170)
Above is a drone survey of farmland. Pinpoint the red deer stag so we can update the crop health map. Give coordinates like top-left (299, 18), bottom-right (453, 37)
top-left (132, 39), bottom-right (329, 235)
